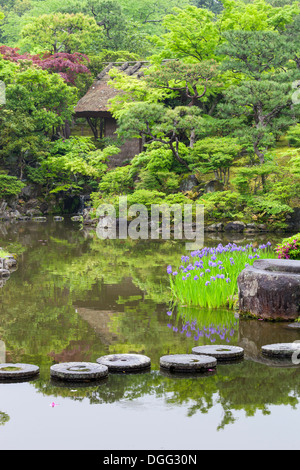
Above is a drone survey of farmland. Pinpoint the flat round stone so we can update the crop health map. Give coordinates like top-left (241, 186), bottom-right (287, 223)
top-left (0, 363), bottom-right (39, 381)
top-left (262, 343), bottom-right (300, 358)
top-left (96, 354), bottom-right (151, 372)
top-left (50, 362), bottom-right (108, 381)
top-left (192, 345), bottom-right (244, 361)
top-left (160, 354), bottom-right (217, 372)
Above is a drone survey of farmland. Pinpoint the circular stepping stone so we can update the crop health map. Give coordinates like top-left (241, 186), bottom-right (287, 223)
top-left (50, 362), bottom-right (108, 381)
top-left (0, 363), bottom-right (39, 381)
top-left (192, 345), bottom-right (244, 361)
top-left (261, 343), bottom-right (300, 358)
top-left (96, 354), bottom-right (151, 372)
top-left (160, 354), bottom-right (217, 373)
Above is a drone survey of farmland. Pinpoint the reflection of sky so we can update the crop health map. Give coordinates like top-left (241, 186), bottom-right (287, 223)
top-left (166, 311), bottom-right (238, 343)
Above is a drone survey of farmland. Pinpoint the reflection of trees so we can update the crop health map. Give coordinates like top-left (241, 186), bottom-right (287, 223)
top-left (32, 359), bottom-right (300, 431)
top-left (0, 411), bottom-right (9, 426)
top-left (0, 222), bottom-right (299, 430)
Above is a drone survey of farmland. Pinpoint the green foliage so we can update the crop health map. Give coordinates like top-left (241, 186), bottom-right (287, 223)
top-left (0, 174), bottom-right (25, 200)
top-left (191, 136), bottom-right (242, 183)
top-left (245, 195), bottom-right (293, 227)
top-left (126, 189), bottom-right (168, 208)
top-left (41, 137), bottom-right (120, 195)
top-left (0, 0), bottom-right (299, 227)
top-left (197, 190), bottom-right (245, 221)
top-left (287, 124), bottom-right (300, 148)
top-left (20, 12), bottom-right (101, 54)
top-left (290, 151), bottom-right (300, 177)
top-left (98, 165), bottom-right (134, 195)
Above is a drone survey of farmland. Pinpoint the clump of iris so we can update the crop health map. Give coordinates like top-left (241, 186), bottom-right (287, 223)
top-left (166, 242), bottom-right (274, 309)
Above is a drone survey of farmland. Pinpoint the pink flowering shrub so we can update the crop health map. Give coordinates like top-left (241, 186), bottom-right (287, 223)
top-left (275, 233), bottom-right (300, 260)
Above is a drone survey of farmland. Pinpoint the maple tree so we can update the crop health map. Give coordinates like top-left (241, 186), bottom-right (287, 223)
top-left (0, 46), bottom-right (91, 85)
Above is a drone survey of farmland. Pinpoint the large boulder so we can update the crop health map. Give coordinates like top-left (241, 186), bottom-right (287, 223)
top-left (179, 174), bottom-right (199, 192)
top-left (204, 180), bottom-right (224, 193)
top-left (225, 221), bottom-right (246, 232)
top-left (237, 259), bottom-right (300, 321)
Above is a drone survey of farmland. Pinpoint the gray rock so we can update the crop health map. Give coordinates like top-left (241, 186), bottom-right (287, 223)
top-left (286, 208), bottom-right (300, 232)
top-left (225, 221), bottom-right (246, 232)
top-left (180, 175), bottom-right (199, 192)
top-left (238, 259), bottom-right (300, 320)
top-left (159, 354), bottom-right (217, 372)
top-left (0, 363), bottom-right (39, 381)
top-left (3, 256), bottom-right (17, 269)
top-left (192, 345), bottom-right (244, 361)
top-left (0, 269), bottom-right (10, 278)
top-left (17, 216), bottom-right (31, 221)
top-left (256, 224), bottom-right (268, 231)
top-left (261, 343), bottom-right (300, 358)
top-left (50, 362), bottom-right (108, 381)
top-left (205, 223), bottom-right (224, 232)
top-left (96, 354), bottom-right (151, 372)
top-left (32, 217), bottom-right (47, 222)
top-left (204, 180), bottom-right (224, 193)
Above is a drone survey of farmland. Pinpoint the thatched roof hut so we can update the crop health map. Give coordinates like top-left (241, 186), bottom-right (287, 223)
top-left (75, 61), bottom-right (148, 118)
top-left (74, 61), bottom-right (149, 166)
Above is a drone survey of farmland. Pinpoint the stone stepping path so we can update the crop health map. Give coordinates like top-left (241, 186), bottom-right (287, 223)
top-left (192, 345), bottom-right (244, 361)
top-left (0, 363), bottom-right (39, 381)
top-left (261, 343), bottom-right (300, 358)
top-left (96, 354), bottom-right (151, 372)
top-left (160, 354), bottom-right (217, 373)
top-left (50, 362), bottom-right (108, 381)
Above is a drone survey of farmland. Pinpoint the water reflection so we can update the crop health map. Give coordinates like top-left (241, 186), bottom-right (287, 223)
top-left (0, 219), bottom-right (299, 435)
top-left (166, 307), bottom-right (238, 343)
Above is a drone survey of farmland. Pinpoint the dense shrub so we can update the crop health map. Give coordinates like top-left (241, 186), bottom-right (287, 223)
top-left (0, 174), bottom-right (25, 200)
top-left (287, 124), bottom-right (300, 148)
top-left (275, 233), bottom-right (300, 260)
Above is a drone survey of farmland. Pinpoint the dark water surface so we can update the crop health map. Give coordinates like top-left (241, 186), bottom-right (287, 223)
top-left (0, 219), bottom-right (299, 450)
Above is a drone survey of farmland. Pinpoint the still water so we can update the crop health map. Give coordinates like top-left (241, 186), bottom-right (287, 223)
top-left (0, 219), bottom-right (299, 450)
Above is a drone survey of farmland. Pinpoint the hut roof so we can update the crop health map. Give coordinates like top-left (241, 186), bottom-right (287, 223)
top-left (74, 61), bottom-right (149, 118)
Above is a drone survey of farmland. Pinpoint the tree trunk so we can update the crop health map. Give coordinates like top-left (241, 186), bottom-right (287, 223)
top-left (189, 129), bottom-right (196, 148)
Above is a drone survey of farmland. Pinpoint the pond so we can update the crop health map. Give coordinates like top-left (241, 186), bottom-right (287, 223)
top-left (0, 219), bottom-right (299, 451)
